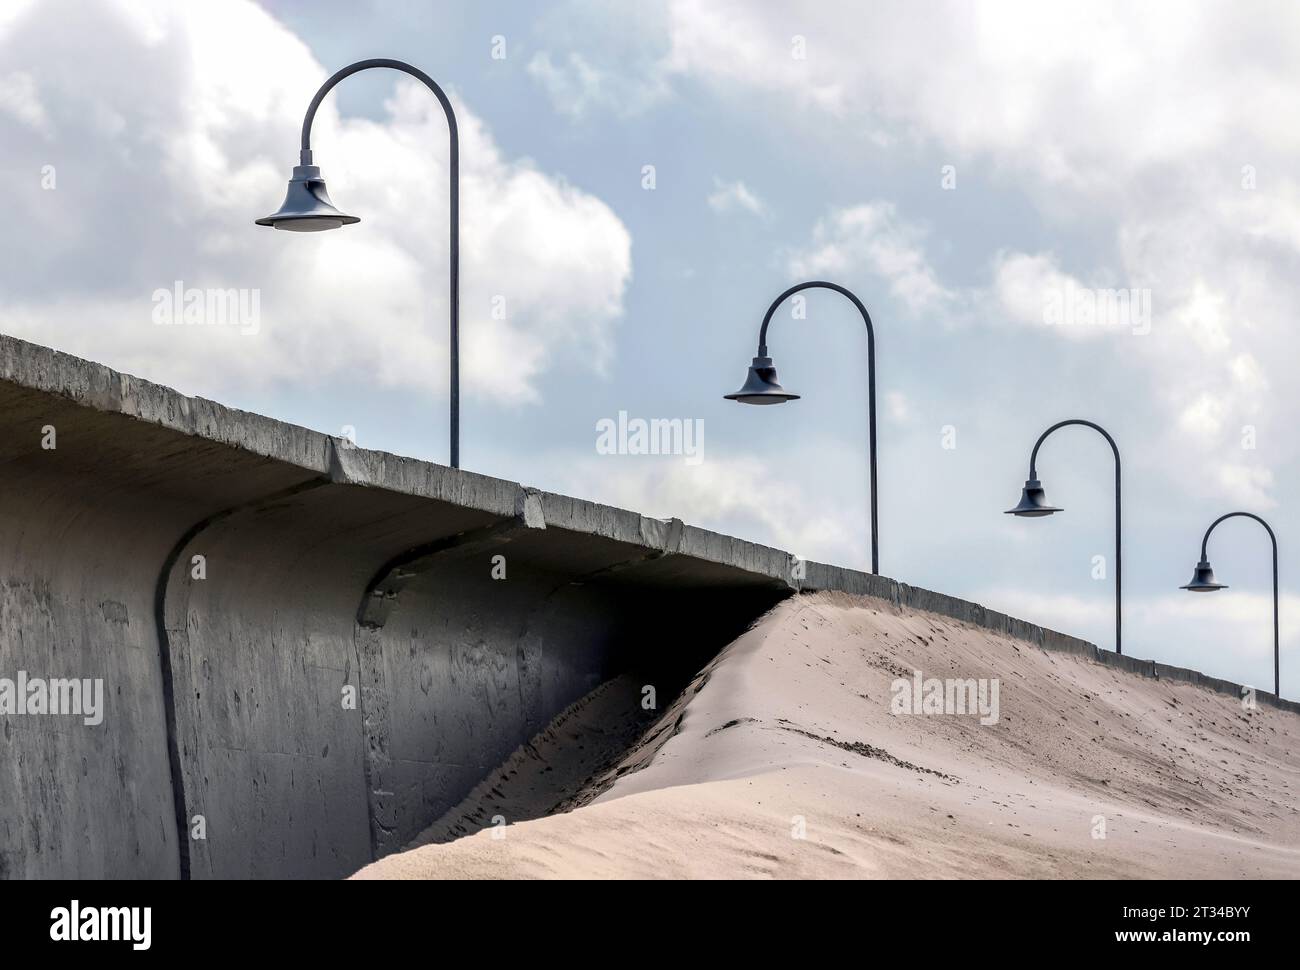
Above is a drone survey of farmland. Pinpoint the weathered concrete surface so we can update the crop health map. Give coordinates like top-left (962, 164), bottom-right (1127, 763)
top-left (0, 334), bottom-right (1294, 879)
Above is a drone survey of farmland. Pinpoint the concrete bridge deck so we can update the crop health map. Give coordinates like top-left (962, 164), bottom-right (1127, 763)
top-left (1, 334), bottom-right (1293, 878)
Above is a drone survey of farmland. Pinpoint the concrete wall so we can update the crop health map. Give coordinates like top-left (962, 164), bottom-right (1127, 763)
top-left (0, 337), bottom-right (789, 879)
top-left (1, 335), bottom-right (1294, 879)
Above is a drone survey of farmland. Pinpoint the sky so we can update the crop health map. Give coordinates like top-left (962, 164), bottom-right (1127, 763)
top-left (2, 0), bottom-right (1298, 695)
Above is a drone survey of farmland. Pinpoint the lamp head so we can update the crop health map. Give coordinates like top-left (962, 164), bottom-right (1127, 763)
top-left (1005, 479), bottom-right (1062, 517)
top-left (724, 356), bottom-right (800, 405)
top-left (256, 163), bottom-right (359, 232)
top-left (1181, 559), bottom-right (1227, 592)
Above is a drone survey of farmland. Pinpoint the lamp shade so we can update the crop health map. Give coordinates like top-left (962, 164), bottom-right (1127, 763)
top-left (1005, 479), bottom-right (1062, 517)
top-left (255, 165), bottom-right (359, 231)
top-left (724, 356), bottom-right (800, 405)
top-left (1181, 560), bottom-right (1227, 592)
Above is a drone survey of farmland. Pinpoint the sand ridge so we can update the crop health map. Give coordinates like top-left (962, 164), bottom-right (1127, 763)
top-left (354, 591), bottom-right (1300, 879)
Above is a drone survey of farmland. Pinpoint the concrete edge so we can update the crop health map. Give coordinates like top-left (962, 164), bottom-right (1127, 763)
top-left (798, 573), bottom-right (1300, 717)
top-left (4, 331), bottom-right (1296, 718)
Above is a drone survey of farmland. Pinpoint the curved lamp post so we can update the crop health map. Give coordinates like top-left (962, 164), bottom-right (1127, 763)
top-left (1180, 512), bottom-right (1280, 697)
top-left (256, 59), bottom-right (462, 468)
top-left (1005, 419), bottom-right (1121, 654)
top-left (724, 280), bottom-right (879, 574)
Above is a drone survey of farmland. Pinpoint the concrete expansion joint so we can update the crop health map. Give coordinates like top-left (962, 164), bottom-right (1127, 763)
top-left (552, 519), bottom-right (690, 590)
top-left (637, 515), bottom-right (684, 556)
top-left (787, 553), bottom-right (804, 593)
top-left (325, 435), bottom-right (353, 485)
top-left (517, 488), bottom-right (547, 530)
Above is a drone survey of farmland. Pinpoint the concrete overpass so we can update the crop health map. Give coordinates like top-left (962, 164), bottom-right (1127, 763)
top-left (1, 334), bottom-right (1293, 879)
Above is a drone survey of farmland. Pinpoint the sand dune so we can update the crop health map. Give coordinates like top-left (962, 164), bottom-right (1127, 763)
top-left (353, 592), bottom-right (1300, 879)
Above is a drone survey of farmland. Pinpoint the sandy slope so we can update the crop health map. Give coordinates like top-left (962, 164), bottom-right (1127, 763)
top-left (353, 592), bottom-right (1300, 879)
top-left (405, 674), bottom-right (656, 846)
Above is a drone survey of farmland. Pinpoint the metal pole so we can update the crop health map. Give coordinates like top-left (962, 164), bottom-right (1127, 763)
top-left (1276, 538), bottom-right (1281, 698)
top-left (301, 59), bottom-right (461, 468)
top-left (1199, 512), bottom-right (1280, 696)
top-left (1028, 419), bottom-right (1122, 654)
top-left (757, 280), bottom-right (879, 574)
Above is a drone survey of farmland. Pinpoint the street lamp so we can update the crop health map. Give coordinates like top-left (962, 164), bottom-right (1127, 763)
top-left (724, 280), bottom-right (879, 574)
top-left (256, 59), bottom-right (463, 468)
top-left (1180, 512), bottom-right (1281, 697)
top-left (1005, 419), bottom-right (1122, 654)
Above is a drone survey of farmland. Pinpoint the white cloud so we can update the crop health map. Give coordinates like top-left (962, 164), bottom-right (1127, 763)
top-left (884, 390), bottom-right (908, 423)
top-left (0, 0), bottom-right (631, 408)
top-left (526, 51), bottom-right (606, 120)
top-left (1177, 393), bottom-right (1226, 439)
top-left (1212, 464), bottom-right (1276, 510)
top-left (788, 203), bottom-right (952, 317)
top-left (527, 49), bottom-right (670, 121)
top-left (706, 177), bottom-right (765, 217)
top-left (1229, 354), bottom-right (1268, 396)
top-left (0, 71), bottom-right (50, 135)
top-left (662, 1), bottom-right (1300, 191)
top-left (557, 451), bottom-right (866, 569)
top-left (662, 0), bottom-right (847, 114)
top-left (992, 252), bottom-right (1095, 338)
top-left (525, 0), bottom-right (676, 121)
top-left (0, 0), bottom-right (35, 34)
top-left (1171, 282), bottom-right (1231, 358)
top-left (662, 2), bottom-right (1300, 510)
